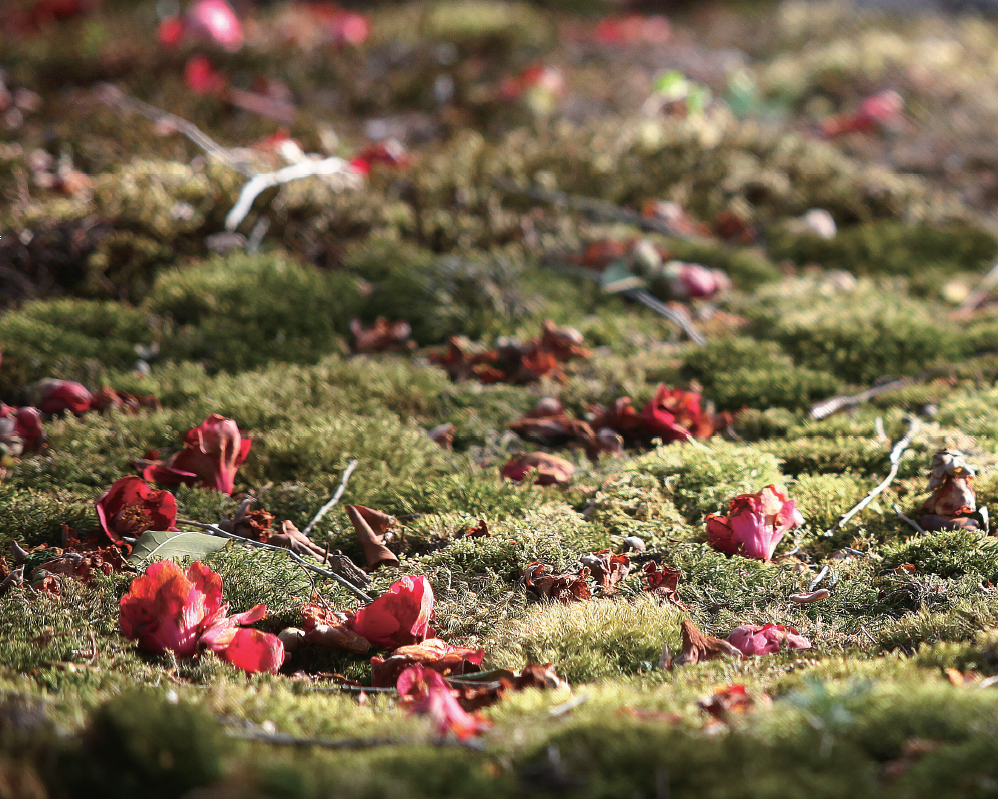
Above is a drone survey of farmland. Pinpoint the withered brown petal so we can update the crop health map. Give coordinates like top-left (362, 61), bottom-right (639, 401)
top-left (673, 619), bottom-right (742, 667)
top-left (347, 505), bottom-right (400, 569)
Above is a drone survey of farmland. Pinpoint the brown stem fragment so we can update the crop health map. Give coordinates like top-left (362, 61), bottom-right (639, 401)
top-left (347, 505), bottom-right (400, 569)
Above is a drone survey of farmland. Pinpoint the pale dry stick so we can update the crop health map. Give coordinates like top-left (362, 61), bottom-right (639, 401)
top-left (894, 503), bottom-right (928, 535)
top-left (97, 83), bottom-right (254, 176)
top-left (822, 416), bottom-right (920, 538)
top-left (542, 261), bottom-right (706, 345)
top-left (302, 459), bottom-right (359, 537)
top-left (954, 255), bottom-right (998, 318)
top-left (225, 156), bottom-right (360, 230)
top-left (174, 518), bottom-right (373, 604)
top-left (224, 729), bottom-right (485, 750)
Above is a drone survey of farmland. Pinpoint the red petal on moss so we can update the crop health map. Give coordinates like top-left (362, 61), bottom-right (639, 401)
top-left (95, 476), bottom-right (178, 545)
top-left (371, 638), bottom-right (484, 687)
top-left (349, 575), bottom-right (433, 648)
top-left (119, 560), bottom-right (203, 658)
top-left (220, 628), bottom-right (285, 674)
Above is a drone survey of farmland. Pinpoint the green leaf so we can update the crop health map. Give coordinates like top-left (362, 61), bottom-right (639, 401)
top-left (601, 259), bottom-right (646, 294)
top-left (129, 530), bottom-right (230, 564)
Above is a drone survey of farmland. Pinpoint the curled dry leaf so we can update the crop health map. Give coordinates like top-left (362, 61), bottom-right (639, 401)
top-left (920, 449), bottom-right (981, 531)
top-left (301, 604), bottom-right (371, 653)
top-left (697, 684), bottom-right (771, 723)
top-left (522, 561), bottom-right (591, 602)
top-left (430, 320), bottom-right (590, 385)
top-left (347, 505), bottom-right (399, 569)
top-left (370, 638), bottom-right (484, 687)
top-left (789, 589), bottom-right (831, 603)
top-left (451, 662), bottom-right (567, 712)
top-left (266, 520), bottom-right (328, 561)
top-left (426, 422), bottom-right (456, 450)
top-left (642, 561), bottom-right (686, 608)
top-left (501, 452), bottom-right (575, 486)
top-left (581, 549), bottom-right (630, 596)
top-left (673, 619), bottom-right (743, 667)
top-left (349, 317), bottom-right (415, 354)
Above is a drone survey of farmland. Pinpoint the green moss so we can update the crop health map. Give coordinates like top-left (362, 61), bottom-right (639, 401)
top-left (768, 222), bottom-right (998, 292)
top-left (0, 299), bottom-right (153, 396)
top-left (145, 252), bottom-right (363, 371)
top-left (630, 440), bottom-right (785, 522)
top-left (488, 597), bottom-right (683, 682)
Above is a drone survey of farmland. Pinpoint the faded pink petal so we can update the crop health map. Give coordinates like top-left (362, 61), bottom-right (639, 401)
top-left (727, 623), bottom-right (811, 656)
top-left (397, 665), bottom-right (490, 740)
top-left (187, 0), bottom-right (243, 51)
top-left (706, 485), bottom-right (803, 562)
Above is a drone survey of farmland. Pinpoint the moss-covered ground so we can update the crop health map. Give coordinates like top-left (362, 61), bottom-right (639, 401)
top-left (7, 0), bottom-right (998, 796)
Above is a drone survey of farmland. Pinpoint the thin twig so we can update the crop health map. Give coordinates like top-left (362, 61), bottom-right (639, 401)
top-left (175, 518), bottom-right (373, 604)
top-left (954, 256), bottom-right (998, 318)
top-left (97, 83), bottom-right (253, 176)
top-left (894, 503), bottom-right (927, 535)
top-left (542, 261), bottom-right (705, 344)
top-left (807, 565), bottom-right (830, 593)
top-left (302, 459), bottom-right (359, 537)
top-left (225, 156), bottom-right (360, 230)
top-left (625, 289), bottom-right (706, 346)
top-left (823, 416), bottom-right (919, 537)
top-left (225, 729), bottom-right (484, 750)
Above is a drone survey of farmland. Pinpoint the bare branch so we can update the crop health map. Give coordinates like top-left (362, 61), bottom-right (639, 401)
top-left (302, 459), bottom-right (359, 537)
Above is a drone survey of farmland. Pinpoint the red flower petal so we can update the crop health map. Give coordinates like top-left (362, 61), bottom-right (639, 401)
top-left (349, 576), bottom-right (433, 648)
top-left (220, 628), bottom-right (285, 674)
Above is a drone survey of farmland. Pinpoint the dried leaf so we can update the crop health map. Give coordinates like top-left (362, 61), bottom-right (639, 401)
top-left (301, 604), bottom-right (371, 653)
top-left (346, 505), bottom-right (399, 569)
top-left (581, 549), bottom-right (630, 596)
top-left (522, 561), bottom-right (591, 602)
top-left (673, 619), bottom-right (742, 667)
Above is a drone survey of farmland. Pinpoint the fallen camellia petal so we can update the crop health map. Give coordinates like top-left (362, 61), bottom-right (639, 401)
top-left (706, 485), bottom-right (803, 562)
top-left (641, 384), bottom-right (719, 443)
top-left (727, 623), bottom-right (812, 656)
top-left (95, 476), bottom-right (177, 548)
top-left (184, 55), bottom-right (227, 95)
top-left (673, 619), bottom-right (743, 667)
top-left (186, 0), bottom-right (244, 52)
top-left (501, 452), bottom-right (575, 486)
top-left (25, 378), bottom-right (93, 415)
top-left (349, 575), bottom-right (433, 648)
top-left (142, 414), bottom-right (251, 495)
top-left (397, 665), bottom-right (491, 740)
top-left (371, 638), bottom-right (484, 687)
top-left (119, 560), bottom-right (282, 673)
top-left (0, 405), bottom-right (44, 454)
top-left (347, 505), bottom-right (399, 569)
top-left (216, 627), bottom-right (285, 674)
